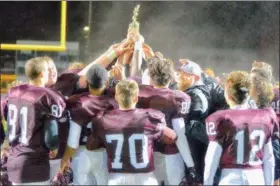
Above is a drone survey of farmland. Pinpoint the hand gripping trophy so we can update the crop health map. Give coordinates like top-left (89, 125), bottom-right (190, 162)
top-left (115, 5), bottom-right (155, 74)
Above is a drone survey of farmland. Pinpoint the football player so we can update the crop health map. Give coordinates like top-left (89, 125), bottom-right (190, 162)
top-left (44, 57), bottom-right (88, 180)
top-left (250, 64), bottom-right (280, 184)
top-left (91, 80), bottom-right (177, 185)
top-left (44, 42), bottom-right (131, 180)
top-left (250, 66), bottom-right (279, 121)
top-left (250, 74), bottom-right (280, 185)
top-left (60, 64), bottom-right (118, 185)
top-left (2, 57), bottom-right (66, 185)
top-left (204, 71), bottom-right (276, 185)
top-left (1, 81), bottom-right (25, 186)
top-left (139, 55), bottom-right (198, 185)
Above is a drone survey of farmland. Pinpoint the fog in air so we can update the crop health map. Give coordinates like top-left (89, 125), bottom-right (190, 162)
top-left (82, 1), bottom-right (278, 78)
top-left (1, 2), bottom-right (277, 77)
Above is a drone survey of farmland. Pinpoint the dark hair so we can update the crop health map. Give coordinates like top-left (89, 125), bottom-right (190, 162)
top-left (226, 71), bottom-right (251, 104)
top-left (148, 55), bottom-right (174, 86)
top-left (86, 64), bottom-right (108, 89)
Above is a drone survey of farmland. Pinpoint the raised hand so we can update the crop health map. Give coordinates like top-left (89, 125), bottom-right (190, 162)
top-left (143, 44), bottom-right (155, 60)
top-left (109, 63), bottom-right (126, 81)
top-left (114, 42), bottom-right (134, 56)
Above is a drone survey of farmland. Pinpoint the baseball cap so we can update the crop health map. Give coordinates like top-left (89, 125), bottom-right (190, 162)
top-left (179, 60), bottom-right (202, 77)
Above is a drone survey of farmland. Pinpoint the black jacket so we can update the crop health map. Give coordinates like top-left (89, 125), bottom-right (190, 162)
top-left (202, 74), bottom-right (229, 114)
top-left (184, 84), bottom-right (211, 144)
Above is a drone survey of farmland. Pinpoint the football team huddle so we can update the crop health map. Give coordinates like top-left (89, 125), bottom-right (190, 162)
top-left (0, 21), bottom-right (279, 186)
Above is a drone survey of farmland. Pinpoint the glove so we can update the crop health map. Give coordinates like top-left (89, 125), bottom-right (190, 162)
top-left (186, 167), bottom-right (203, 186)
top-left (51, 166), bottom-right (73, 186)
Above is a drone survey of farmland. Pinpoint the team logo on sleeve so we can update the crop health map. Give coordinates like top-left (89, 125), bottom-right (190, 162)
top-left (51, 104), bottom-right (63, 118)
top-left (206, 122), bottom-right (216, 136)
top-left (181, 101), bottom-right (191, 114)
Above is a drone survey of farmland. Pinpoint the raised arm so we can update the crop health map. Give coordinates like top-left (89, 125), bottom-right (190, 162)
top-left (78, 41), bottom-right (133, 76)
top-left (130, 35), bottom-right (144, 77)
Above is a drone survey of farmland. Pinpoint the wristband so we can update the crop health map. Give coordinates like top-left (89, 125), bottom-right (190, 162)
top-left (106, 50), bottom-right (118, 62)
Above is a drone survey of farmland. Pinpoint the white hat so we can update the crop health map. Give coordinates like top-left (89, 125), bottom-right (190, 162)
top-left (179, 60), bottom-right (202, 77)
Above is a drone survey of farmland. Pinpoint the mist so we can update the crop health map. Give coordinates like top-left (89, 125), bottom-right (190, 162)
top-left (86, 1), bottom-right (279, 78)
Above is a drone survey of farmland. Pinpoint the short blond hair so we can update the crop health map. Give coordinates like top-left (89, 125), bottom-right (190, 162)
top-left (116, 80), bottom-right (139, 108)
top-left (68, 61), bottom-right (86, 70)
top-left (25, 57), bottom-right (48, 80)
top-left (226, 71), bottom-right (251, 104)
top-left (41, 56), bottom-right (53, 63)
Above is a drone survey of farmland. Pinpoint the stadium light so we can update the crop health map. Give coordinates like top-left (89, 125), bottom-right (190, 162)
top-left (0, 1), bottom-right (67, 52)
top-left (83, 26), bottom-right (90, 32)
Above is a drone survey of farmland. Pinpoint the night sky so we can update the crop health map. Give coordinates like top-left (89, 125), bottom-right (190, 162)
top-left (0, 1), bottom-right (279, 75)
top-left (1, 2), bottom-right (278, 44)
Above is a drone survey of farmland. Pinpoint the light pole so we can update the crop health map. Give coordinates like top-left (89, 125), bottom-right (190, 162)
top-left (85, 1), bottom-right (92, 62)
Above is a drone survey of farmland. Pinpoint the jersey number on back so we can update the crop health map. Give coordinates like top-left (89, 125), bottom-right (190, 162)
top-left (8, 104), bottom-right (28, 145)
top-left (106, 133), bottom-right (149, 169)
top-left (8, 104), bottom-right (61, 145)
top-left (235, 129), bottom-right (265, 166)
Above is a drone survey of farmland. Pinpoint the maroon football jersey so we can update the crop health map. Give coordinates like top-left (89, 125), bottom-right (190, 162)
top-left (50, 69), bottom-right (87, 98)
top-left (93, 108), bottom-right (166, 173)
top-left (49, 69), bottom-right (87, 159)
top-left (60, 68), bottom-right (82, 75)
top-left (206, 108), bottom-right (276, 169)
top-left (67, 91), bottom-right (118, 147)
top-left (3, 84), bottom-right (66, 183)
top-left (137, 85), bottom-right (191, 154)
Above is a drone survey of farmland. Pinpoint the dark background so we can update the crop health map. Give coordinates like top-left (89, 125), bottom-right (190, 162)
top-left (0, 1), bottom-right (279, 77)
